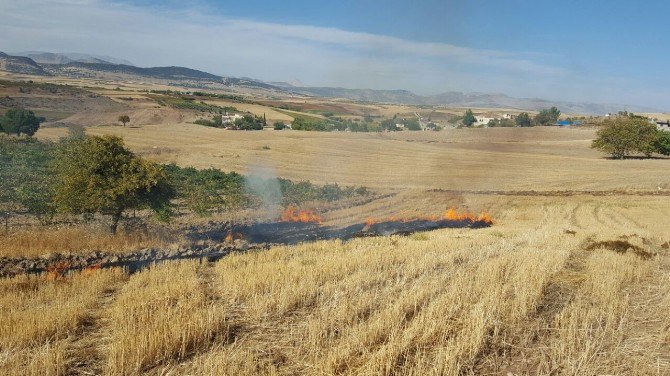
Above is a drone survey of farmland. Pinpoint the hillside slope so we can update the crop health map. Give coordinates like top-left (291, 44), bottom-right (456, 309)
top-left (0, 52), bottom-right (47, 75)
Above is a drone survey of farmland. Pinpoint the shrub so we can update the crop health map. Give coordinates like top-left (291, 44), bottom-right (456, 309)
top-left (655, 130), bottom-right (670, 156)
top-left (194, 115), bottom-right (223, 128)
top-left (164, 165), bottom-right (247, 216)
top-left (0, 136), bottom-right (56, 222)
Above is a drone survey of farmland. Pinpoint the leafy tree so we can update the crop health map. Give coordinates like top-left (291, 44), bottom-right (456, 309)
top-left (533, 107), bottom-right (561, 126)
top-left (402, 119), bottom-right (422, 131)
top-left (380, 118), bottom-right (400, 131)
top-left (233, 115), bottom-right (264, 130)
top-left (591, 117), bottom-right (659, 159)
top-left (118, 115), bottom-right (130, 127)
top-left (515, 112), bottom-right (532, 127)
top-left (0, 136), bottom-right (56, 224)
top-left (426, 122), bottom-right (442, 131)
top-left (53, 136), bottom-right (174, 234)
top-left (462, 109), bottom-right (476, 127)
top-left (0, 108), bottom-right (42, 136)
top-left (273, 121), bottom-right (286, 130)
top-left (655, 130), bottom-right (670, 156)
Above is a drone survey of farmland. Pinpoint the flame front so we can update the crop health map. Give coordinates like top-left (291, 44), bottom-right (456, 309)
top-left (365, 208), bottom-right (493, 227)
top-left (225, 232), bottom-right (244, 242)
top-left (280, 206), bottom-right (323, 224)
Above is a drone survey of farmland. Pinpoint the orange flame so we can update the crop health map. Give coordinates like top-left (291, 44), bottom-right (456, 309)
top-left (225, 232), bottom-right (244, 242)
top-left (364, 208), bottom-right (493, 227)
top-left (46, 261), bottom-right (70, 281)
top-left (280, 206), bottom-right (323, 224)
top-left (83, 262), bottom-right (103, 276)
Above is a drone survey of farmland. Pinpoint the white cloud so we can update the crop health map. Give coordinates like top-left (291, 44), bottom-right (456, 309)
top-left (1, 0), bottom-right (663, 109)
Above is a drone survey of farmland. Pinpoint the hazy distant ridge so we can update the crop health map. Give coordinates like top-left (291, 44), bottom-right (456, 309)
top-left (0, 51), bottom-right (658, 114)
top-left (280, 85), bottom-right (659, 114)
top-left (16, 51), bottom-right (135, 66)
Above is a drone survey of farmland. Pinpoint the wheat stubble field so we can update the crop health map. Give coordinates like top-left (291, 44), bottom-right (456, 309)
top-left (3, 125), bottom-right (669, 375)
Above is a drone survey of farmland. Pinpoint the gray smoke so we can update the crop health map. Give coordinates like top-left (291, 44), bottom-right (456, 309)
top-left (244, 165), bottom-right (283, 220)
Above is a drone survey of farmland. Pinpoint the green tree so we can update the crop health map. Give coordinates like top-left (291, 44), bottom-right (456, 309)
top-left (54, 136), bottom-right (174, 234)
top-left (488, 118), bottom-right (515, 127)
top-left (233, 115), bottom-right (264, 130)
top-left (534, 107), bottom-right (561, 126)
top-left (0, 108), bottom-right (42, 136)
top-left (462, 109), bottom-right (476, 127)
top-left (515, 112), bottom-right (532, 127)
top-left (591, 117), bottom-right (659, 159)
top-left (273, 121), bottom-right (286, 130)
top-left (0, 136), bottom-right (56, 225)
top-left (402, 119), bottom-right (422, 131)
top-left (655, 130), bottom-right (670, 156)
top-left (380, 118), bottom-right (400, 131)
top-left (118, 115), bottom-right (130, 127)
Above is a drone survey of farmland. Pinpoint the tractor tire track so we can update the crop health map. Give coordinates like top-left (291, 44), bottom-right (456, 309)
top-left (141, 260), bottom-right (241, 375)
top-left (613, 207), bottom-right (644, 230)
top-left (569, 203), bottom-right (585, 230)
top-left (64, 278), bottom-right (127, 376)
top-left (472, 247), bottom-right (588, 375)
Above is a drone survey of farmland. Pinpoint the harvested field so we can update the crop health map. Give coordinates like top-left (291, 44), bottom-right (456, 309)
top-left (37, 125), bottom-right (670, 192)
top-left (4, 73), bottom-right (670, 374)
top-left (1, 197), bottom-right (669, 375)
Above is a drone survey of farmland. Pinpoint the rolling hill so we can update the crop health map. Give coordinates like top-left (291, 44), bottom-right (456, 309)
top-left (43, 62), bottom-right (222, 81)
top-left (0, 51), bottom-right (659, 114)
top-left (15, 51), bottom-right (135, 66)
top-left (0, 52), bottom-right (47, 75)
top-left (279, 85), bottom-right (659, 114)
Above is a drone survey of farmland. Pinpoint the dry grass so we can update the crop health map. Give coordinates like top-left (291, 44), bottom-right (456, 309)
top-left (0, 226), bottom-right (180, 258)
top-left (0, 268), bottom-right (125, 375)
top-left (37, 124), bottom-right (670, 192)
top-left (5, 75), bottom-right (670, 374)
top-left (105, 260), bottom-right (227, 375)
top-left (1, 197), bottom-right (668, 375)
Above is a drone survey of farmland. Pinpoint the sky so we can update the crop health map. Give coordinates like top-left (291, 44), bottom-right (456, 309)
top-left (2, 0), bottom-right (670, 109)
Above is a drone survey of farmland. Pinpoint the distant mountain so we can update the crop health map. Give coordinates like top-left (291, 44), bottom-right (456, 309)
top-left (0, 52), bottom-right (47, 75)
top-left (0, 50), bottom-right (658, 114)
top-left (289, 87), bottom-right (659, 115)
top-left (222, 77), bottom-right (286, 90)
top-left (44, 62), bottom-right (222, 81)
top-left (15, 51), bottom-right (135, 66)
top-left (290, 87), bottom-right (424, 104)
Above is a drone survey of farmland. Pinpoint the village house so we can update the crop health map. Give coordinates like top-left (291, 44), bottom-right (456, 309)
top-left (221, 113), bottom-right (243, 124)
top-left (656, 120), bottom-right (670, 131)
top-left (474, 117), bottom-right (495, 126)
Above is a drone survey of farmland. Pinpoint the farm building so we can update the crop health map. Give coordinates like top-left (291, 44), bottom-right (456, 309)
top-left (656, 120), bottom-right (670, 131)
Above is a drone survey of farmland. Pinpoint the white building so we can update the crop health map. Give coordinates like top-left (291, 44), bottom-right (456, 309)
top-left (656, 120), bottom-right (670, 131)
top-left (221, 113), bottom-right (243, 124)
top-left (475, 117), bottom-right (495, 126)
